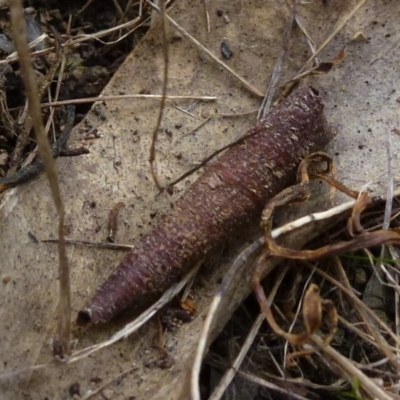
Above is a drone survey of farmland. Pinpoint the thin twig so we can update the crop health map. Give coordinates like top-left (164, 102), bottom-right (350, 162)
top-left (166, 125), bottom-right (264, 191)
top-left (9, 0), bottom-right (71, 355)
top-left (173, 109), bottom-right (257, 144)
top-left (205, 363), bottom-right (311, 400)
top-left (37, 94), bottom-right (216, 109)
top-left (41, 238), bottom-right (134, 251)
top-left (0, 107), bottom-right (76, 190)
top-left (149, 0), bottom-right (169, 191)
top-left (77, 0), bottom-right (95, 15)
top-left (313, 265), bottom-right (400, 358)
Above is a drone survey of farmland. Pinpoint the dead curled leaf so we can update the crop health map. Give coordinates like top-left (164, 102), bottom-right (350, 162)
top-left (252, 278), bottom-right (338, 365)
top-left (311, 47), bottom-right (347, 75)
top-left (180, 298), bottom-right (197, 313)
top-left (302, 283), bottom-right (323, 338)
top-left (267, 226), bottom-right (400, 261)
top-left (262, 168), bottom-right (400, 261)
top-left (280, 46), bottom-right (347, 94)
top-left (253, 151), bottom-right (400, 364)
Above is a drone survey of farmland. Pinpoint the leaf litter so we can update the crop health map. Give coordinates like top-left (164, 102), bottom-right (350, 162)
top-left (2, 0), bottom-right (400, 400)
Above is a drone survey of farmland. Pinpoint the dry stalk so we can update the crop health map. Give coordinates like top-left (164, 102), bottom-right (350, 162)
top-left (9, 0), bottom-right (71, 355)
top-left (38, 94), bottom-right (217, 108)
top-left (149, 0), bottom-right (169, 191)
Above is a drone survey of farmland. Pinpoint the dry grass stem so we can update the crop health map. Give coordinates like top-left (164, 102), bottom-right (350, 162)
top-left (174, 109), bottom-right (258, 144)
top-left (180, 261), bottom-right (203, 303)
top-left (304, 0), bottom-right (367, 66)
top-left (9, 0), bottom-right (71, 355)
top-left (294, 13), bottom-right (318, 58)
top-left (8, 34), bottom-right (62, 174)
top-left (149, 0), bottom-right (169, 191)
top-left (42, 238), bottom-right (134, 251)
top-left (77, 0), bottom-right (95, 15)
top-left (209, 318), bottom-right (268, 400)
top-left (314, 265), bottom-right (400, 371)
top-left (38, 94), bottom-right (217, 108)
top-left (383, 128), bottom-right (395, 230)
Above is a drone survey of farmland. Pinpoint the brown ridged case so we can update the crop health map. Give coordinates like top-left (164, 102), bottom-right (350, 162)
top-left (77, 86), bottom-right (336, 325)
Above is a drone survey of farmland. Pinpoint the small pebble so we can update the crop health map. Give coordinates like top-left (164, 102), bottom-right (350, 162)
top-left (221, 40), bottom-right (233, 59)
top-left (69, 382), bottom-right (81, 397)
top-left (102, 389), bottom-right (114, 399)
